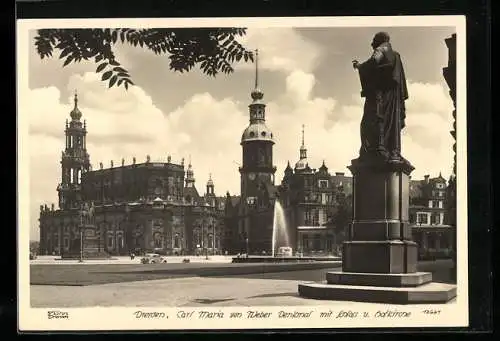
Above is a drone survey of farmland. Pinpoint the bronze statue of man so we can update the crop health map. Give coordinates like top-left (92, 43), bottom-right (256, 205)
top-left (352, 32), bottom-right (409, 161)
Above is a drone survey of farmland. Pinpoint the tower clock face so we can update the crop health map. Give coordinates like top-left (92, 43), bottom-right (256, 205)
top-left (248, 173), bottom-right (256, 181)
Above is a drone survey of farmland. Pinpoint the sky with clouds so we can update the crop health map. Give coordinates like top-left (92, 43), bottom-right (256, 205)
top-left (25, 26), bottom-right (456, 240)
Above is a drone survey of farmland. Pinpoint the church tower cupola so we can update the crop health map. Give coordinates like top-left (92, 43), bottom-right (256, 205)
top-left (70, 91), bottom-right (82, 121)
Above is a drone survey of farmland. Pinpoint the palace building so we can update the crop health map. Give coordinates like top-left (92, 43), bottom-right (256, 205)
top-left (38, 94), bottom-right (226, 257)
top-left (277, 126), bottom-right (353, 256)
top-left (409, 173), bottom-right (454, 259)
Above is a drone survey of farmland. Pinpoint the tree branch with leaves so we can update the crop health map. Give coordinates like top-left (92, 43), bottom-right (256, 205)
top-left (34, 28), bottom-right (255, 89)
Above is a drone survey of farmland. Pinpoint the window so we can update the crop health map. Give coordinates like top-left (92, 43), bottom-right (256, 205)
top-left (417, 213), bottom-right (428, 225)
top-left (304, 211), bottom-right (312, 225)
top-left (64, 238), bottom-right (69, 248)
top-left (438, 200), bottom-right (443, 208)
top-left (107, 236), bottom-right (113, 249)
top-left (321, 193), bottom-right (327, 205)
top-left (318, 180), bottom-right (329, 189)
top-left (174, 234), bottom-right (180, 248)
top-left (438, 191), bottom-right (444, 197)
top-left (432, 200), bottom-right (439, 208)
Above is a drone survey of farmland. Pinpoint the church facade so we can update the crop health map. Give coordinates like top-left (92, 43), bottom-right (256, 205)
top-left (38, 94), bottom-right (226, 257)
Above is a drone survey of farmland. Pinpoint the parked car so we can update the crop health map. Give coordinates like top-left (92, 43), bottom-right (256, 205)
top-left (141, 253), bottom-right (167, 264)
top-left (277, 246), bottom-right (293, 257)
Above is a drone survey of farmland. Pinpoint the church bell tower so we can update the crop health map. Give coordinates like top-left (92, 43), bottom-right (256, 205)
top-left (57, 91), bottom-right (91, 210)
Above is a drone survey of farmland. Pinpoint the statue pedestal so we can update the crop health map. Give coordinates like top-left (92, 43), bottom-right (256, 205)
top-left (298, 157), bottom-right (456, 304)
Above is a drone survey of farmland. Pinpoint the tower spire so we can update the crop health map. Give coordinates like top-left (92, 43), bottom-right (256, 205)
top-left (299, 124), bottom-right (307, 160)
top-left (254, 49), bottom-right (259, 90)
top-left (301, 124), bottom-right (305, 147)
top-left (74, 90), bottom-right (78, 108)
top-left (250, 49), bottom-right (264, 102)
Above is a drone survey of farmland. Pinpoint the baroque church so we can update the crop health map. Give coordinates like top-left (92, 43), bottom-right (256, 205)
top-left (38, 93), bottom-right (226, 257)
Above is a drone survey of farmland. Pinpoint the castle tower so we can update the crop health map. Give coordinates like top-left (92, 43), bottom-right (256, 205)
top-left (239, 49), bottom-right (276, 200)
top-left (238, 49), bottom-right (277, 254)
top-left (57, 91), bottom-right (91, 210)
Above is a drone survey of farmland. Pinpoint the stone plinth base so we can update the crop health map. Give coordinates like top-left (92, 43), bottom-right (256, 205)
top-left (298, 281), bottom-right (457, 304)
top-left (326, 271), bottom-right (432, 287)
top-left (343, 240), bottom-right (418, 274)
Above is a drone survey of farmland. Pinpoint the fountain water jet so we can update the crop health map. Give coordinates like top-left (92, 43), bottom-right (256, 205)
top-left (271, 200), bottom-right (290, 257)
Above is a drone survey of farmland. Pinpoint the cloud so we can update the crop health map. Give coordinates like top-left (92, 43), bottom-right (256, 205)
top-left (238, 28), bottom-right (323, 73)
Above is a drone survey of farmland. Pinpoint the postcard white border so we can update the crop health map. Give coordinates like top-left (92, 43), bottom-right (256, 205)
top-left (17, 15), bottom-right (468, 331)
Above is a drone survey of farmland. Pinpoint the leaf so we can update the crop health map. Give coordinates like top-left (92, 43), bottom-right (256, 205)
top-left (63, 56), bottom-right (74, 67)
top-left (96, 62), bottom-right (108, 73)
top-left (109, 75), bottom-right (118, 88)
top-left (118, 78), bottom-right (124, 86)
top-left (95, 55), bottom-right (103, 63)
top-left (59, 48), bottom-right (71, 59)
top-left (117, 72), bottom-right (129, 77)
top-left (101, 71), bottom-right (112, 81)
top-left (125, 82), bottom-right (129, 90)
top-left (109, 60), bottom-right (120, 66)
top-left (113, 66), bottom-right (127, 73)
top-left (112, 31), bottom-right (118, 43)
top-left (120, 31), bottom-right (125, 43)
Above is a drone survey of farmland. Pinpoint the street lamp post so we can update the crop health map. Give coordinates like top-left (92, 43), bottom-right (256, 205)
top-left (246, 237), bottom-right (249, 258)
top-left (79, 206), bottom-right (84, 263)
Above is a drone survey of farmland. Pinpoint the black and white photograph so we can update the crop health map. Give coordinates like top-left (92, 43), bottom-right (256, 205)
top-left (18, 16), bottom-right (468, 331)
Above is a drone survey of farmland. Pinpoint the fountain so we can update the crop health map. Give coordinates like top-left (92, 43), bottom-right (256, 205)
top-left (232, 199), bottom-right (341, 263)
top-left (271, 200), bottom-right (290, 257)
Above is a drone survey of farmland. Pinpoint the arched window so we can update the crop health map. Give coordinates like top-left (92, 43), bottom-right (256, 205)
top-left (77, 169), bottom-right (82, 184)
top-left (70, 169), bottom-right (74, 184)
top-left (174, 234), bottom-right (180, 248)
